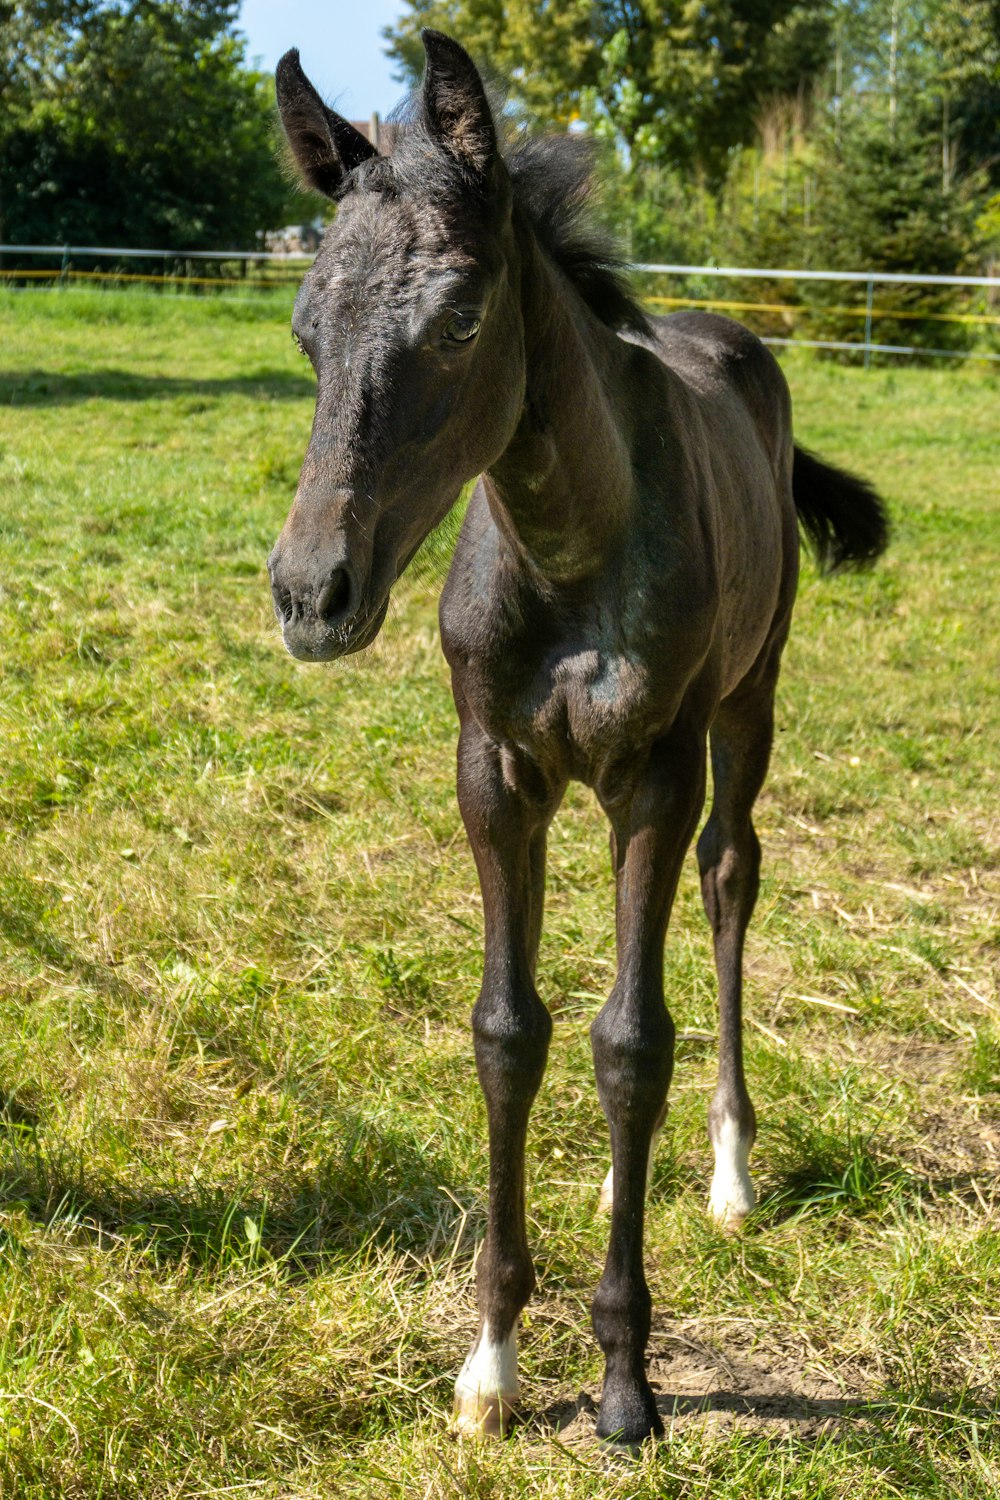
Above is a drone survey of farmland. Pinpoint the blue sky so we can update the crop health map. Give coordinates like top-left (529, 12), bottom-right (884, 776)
top-left (238, 0), bottom-right (409, 120)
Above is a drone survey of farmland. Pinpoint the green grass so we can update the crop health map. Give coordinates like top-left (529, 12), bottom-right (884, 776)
top-left (0, 287), bottom-right (998, 1497)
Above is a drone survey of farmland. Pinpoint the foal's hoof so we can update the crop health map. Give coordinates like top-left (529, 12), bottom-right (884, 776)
top-left (452, 1391), bottom-right (516, 1438)
top-left (708, 1169), bottom-right (756, 1233)
top-left (595, 1383), bottom-right (663, 1447)
top-left (708, 1186), bottom-right (756, 1234)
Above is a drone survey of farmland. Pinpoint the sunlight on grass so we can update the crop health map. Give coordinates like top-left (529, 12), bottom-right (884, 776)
top-left (0, 291), bottom-right (997, 1496)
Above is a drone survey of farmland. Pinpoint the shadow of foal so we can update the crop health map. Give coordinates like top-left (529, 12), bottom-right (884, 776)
top-left (267, 31), bottom-right (888, 1446)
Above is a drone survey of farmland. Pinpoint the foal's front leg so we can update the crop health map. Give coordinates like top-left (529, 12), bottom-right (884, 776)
top-left (591, 733), bottom-right (705, 1444)
top-left (452, 715), bottom-right (562, 1436)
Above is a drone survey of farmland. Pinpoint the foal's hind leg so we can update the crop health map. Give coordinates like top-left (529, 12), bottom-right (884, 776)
top-left (452, 712), bottom-right (563, 1437)
top-left (697, 673), bottom-right (778, 1230)
top-left (592, 730), bottom-right (706, 1444)
top-left (596, 828), bottom-right (667, 1216)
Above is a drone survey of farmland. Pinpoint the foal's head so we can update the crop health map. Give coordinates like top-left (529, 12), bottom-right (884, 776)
top-left (267, 32), bottom-right (525, 661)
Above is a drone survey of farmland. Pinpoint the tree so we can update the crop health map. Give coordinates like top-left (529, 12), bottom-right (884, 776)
top-left (384, 1), bottom-right (836, 182)
top-left (926, 0), bottom-right (1000, 194)
top-left (0, 1), bottom-right (302, 249)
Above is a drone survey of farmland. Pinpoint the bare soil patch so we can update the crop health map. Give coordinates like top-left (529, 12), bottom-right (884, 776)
top-left (537, 1323), bottom-right (874, 1444)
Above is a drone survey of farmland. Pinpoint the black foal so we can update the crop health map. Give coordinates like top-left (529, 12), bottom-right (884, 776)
top-left (267, 31), bottom-right (888, 1443)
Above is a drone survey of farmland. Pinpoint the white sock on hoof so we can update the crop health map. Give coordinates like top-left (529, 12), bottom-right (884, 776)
top-left (453, 1321), bottom-right (518, 1437)
top-left (708, 1115), bottom-right (756, 1229)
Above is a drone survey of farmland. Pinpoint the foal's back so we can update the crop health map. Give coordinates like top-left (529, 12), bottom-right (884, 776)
top-left (631, 309), bottom-right (798, 557)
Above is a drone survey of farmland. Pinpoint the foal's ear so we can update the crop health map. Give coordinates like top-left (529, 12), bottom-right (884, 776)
top-left (276, 49), bottom-right (377, 198)
top-left (420, 30), bottom-right (497, 181)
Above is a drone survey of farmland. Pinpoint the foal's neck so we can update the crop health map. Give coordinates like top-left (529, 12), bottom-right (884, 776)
top-left (483, 222), bottom-right (635, 585)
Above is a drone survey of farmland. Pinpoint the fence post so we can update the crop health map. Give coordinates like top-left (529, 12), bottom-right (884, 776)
top-left (60, 243), bottom-right (70, 287)
top-left (863, 277), bottom-right (874, 368)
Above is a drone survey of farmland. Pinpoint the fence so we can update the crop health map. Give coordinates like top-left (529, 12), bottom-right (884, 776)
top-left (3, 244), bottom-right (1000, 365)
top-left (0, 243), bottom-right (312, 293)
top-left (633, 262), bottom-right (1000, 367)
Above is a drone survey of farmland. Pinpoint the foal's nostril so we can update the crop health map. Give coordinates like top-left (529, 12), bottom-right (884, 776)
top-left (273, 585), bottom-right (294, 623)
top-left (316, 567), bottom-right (356, 626)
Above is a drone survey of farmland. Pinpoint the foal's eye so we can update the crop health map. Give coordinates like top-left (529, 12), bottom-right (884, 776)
top-left (443, 313), bottom-right (481, 345)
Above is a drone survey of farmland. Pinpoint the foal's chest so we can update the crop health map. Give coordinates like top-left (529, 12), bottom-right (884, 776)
top-left (443, 595), bottom-right (677, 794)
top-left (440, 498), bottom-right (719, 794)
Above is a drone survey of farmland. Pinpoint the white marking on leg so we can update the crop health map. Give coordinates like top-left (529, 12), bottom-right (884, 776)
top-left (453, 1321), bottom-right (518, 1437)
top-left (708, 1114), bottom-right (756, 1230)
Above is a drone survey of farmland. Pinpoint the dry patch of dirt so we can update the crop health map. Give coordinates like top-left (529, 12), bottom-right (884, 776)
top-left (904, 1107), bottom-right (1000, 1205)
top-left (539, 1325), bottom-right (875, 1444)
top-left (651, 1327), bottom-right (861, 1438)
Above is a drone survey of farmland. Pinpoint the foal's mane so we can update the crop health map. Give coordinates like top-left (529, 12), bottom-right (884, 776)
top-left (504, 135), bottom-right (652, 337)
top-left (377, 94), bottom-right (651, 337)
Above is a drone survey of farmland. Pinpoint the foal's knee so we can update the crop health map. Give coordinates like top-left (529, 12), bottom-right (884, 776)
top-left (697, 820), bottom-right (761, 931)
top-left (590, 989), bottom-right (674, 1123)
top-left (472, 984), bottom-right (551, 1100)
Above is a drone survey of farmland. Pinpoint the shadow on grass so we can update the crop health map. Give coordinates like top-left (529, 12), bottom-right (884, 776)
top-left (0, 878), bottom-right (474, 1268)
top-left (0, 1092), bottom-right (39, 1129)
top-left (753, 1116), bottom-right (919, 1227)
top-left (0, 367), bottom-right (314, 405)
top-left (534, 1384), bottom-right (999, 1441)
top-left (0, 1111), bottom-right (466, 1272)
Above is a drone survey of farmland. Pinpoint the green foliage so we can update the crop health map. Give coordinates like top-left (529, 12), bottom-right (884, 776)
top-left (387, 1), bottom-right (1000, 290)
top-left (808, 112), bottom-right (978, 276)
top-left (0, 1), bottom-right (302, 249)
top-left (385, 0), bottom-right (833, 179)
top-left (964, 1029), bottom-right (1000, 1094)
top-left (764, 1115), bottom-right (916, 1221)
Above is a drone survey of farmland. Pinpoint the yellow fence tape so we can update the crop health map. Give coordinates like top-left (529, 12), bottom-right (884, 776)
top-left (1, 268), bottom-right (295, 289)
top-left (643, 293), bottom-right (1000, 327)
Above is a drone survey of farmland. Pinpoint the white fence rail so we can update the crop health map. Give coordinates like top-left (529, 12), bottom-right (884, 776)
top-left (634, 261), bottom-right (1000, 367)
top-left (635, 262), bottom-right (1000, 288)
top-left (3, 245), bottom-right (999, 365)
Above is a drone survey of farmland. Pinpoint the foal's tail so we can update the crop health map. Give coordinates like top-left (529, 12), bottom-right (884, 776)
top-left (792, 445), bottom-right (889, 574)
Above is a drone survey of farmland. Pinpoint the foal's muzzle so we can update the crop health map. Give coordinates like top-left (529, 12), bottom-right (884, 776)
top-left (267, 545), bottom-right (383, 661)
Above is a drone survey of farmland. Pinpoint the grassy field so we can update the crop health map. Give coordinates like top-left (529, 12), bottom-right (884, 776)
top-left (0, 287), bottom-right (998, 1499)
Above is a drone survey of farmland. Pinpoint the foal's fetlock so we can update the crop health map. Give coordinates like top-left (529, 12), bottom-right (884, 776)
top-left (592, 1280), bottom-right (659, 1443)
top-left (452, 1322), bottom-right (518, 1438)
